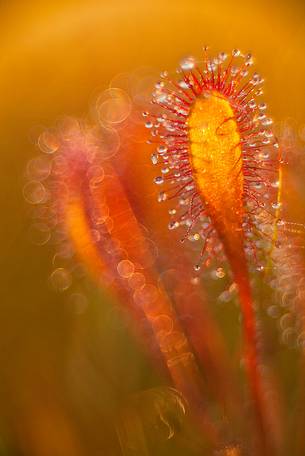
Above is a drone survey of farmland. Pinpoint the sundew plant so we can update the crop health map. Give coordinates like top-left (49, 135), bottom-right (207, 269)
top-left (24, 48), bottom-right (305, 456)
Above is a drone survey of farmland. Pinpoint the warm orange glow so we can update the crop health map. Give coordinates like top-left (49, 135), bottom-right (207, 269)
top-left (188, 92), bottom-right (244, 257)
top-left (4, 0), bottom-right (305, 453)
top-left (65, 198), bottom-right (106, 279)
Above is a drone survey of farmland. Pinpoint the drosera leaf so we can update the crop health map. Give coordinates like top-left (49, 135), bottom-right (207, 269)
top-left (147, 47), bottom-right (283, 453)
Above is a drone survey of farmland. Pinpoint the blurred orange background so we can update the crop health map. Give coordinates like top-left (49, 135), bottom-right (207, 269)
top-left (1, 1), bottom-right (305, 454)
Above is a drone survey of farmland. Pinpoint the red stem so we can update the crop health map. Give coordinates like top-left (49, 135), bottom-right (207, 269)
top-left (235, 268), bottom-right (269, 454)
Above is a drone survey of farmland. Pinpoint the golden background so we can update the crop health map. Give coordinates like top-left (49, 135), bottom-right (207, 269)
top-left (1, 1), bottom-right (305, 454)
